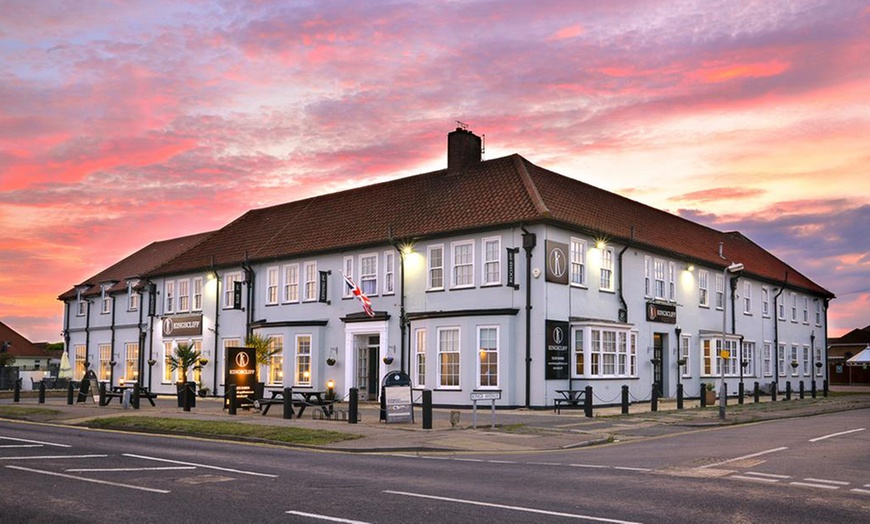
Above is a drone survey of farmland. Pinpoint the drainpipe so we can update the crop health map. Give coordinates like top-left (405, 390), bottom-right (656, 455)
top-left (147, 282), bottom-right (157, 391)
top-left (773, 272), bottom-right (788, 390)
top-left (616, 226), bottom-right (634, 324)
top-left (242, 261), bottom-right (255, 338)
top-left (84, 299), bottom-right (91, 373)
top-left (394, 244), bottom-right (407, 373)
top-left (137, 288), bottom-right (146, 390)
top-left (212, 272), bottom-right (221, 396)
top-left (823, 298), bottom-right (830, 389)
top-left (730, 272), bottom-right (740, 334)
top-left (521, 227), bottom-right (536, 409)
top-left (63, 302), bottom-right (70, 357)
top-left (110, 294), bottom-right (116, 387)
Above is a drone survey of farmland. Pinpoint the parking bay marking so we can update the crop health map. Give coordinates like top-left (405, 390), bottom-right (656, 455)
top-left (0, 436), bottom-right (71, 448)
top-left (0, 454), bottom-right (107, 461)
top-left (66, 466), bottom-right (197, 473)
top-left (808, 428), bottom-right (865, 443)
top-left (5, 465), bottom-right (170, 494)
top-left (123, 453), bottom-right (278, 478)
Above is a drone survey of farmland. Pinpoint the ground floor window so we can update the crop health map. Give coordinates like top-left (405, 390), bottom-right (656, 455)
top-left (99, 343), bottom-right (112, 381)
top-left (124, 343), bottom-right (139, 382)
top-left (478, 326), bottom-right (498, 388)
top-left (802, 345), bottom-right (810, 377)
top-left (74, 344), bottom-right (87, 380)
top-left (763, 342), bottom-right (772, 377)
top-left (415, 329), bottom-right (426, 388)
top-left (680, 334), bottom-right (691, 378)
top-left (437, 327), bottom-right (460, 388)
top-left (778, 344), bottom-right (786, 377)
top-left (742, 341), bottom-right (755, 376)
top-left (268, 335), bottom-right (283, 385)
top-left (815, 348), bottom-right (823, 377)
top-left (701, 337), bottom-right (739, 377)
top-left (572, 323), bottom-right (635, 378)
top-left (295, 335), bottom-right (311, 386)
top-left (791, 344), bottom-right (799, 376)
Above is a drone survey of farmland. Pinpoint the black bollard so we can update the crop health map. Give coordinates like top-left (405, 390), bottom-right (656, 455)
top-left (228, 385), bottom-right (237, 415)
top-left (676, 383), bottom-right (684, 410)
top-left (183, 382), bottom-right (191, 412)
top-left (771, 381), bottom-right (777, 402)
top-left (799, 381), bottom-right (805, 399)
top-left (621, 385), bottom-right (629, 414)
top-left (785, 381), bottom-right (792, 401)
top-left (13, 379), bottom-right (21, 403)
top-left (132, 382), bottom-right (141, 409)
top-left (422, 389), bottom-right (433, 429)
top-left (811, 380), bottom-right (817, 398)
top-left (738, 382), bottom-right (745, 405)
top-left (753, 381), bottom-right (760, 403)
top-left (283, 387), bottom-right (294, 419)
top-left (700, 384), bottom-right (707, 408)
top-left (67, 381), bottom-right (74, 405)
top-left (348, 387), bottom-right (359, 424)
top-left (99, 382), bottom-right (107, 406)
top-left (823, 379), bottom-right (829, 397)
top-left (584, 385), bottom-right (593, 418)
top-left (651, 385), bottom-right (658, 412)
top-left (38, 381), bottom-right (46, 404)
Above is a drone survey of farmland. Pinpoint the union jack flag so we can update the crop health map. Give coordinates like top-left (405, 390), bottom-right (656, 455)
top-left (342, 272), bottom-right (375, 317)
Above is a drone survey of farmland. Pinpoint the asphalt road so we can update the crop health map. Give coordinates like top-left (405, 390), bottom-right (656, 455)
top-left (1, 410), bottom-right (868, 523)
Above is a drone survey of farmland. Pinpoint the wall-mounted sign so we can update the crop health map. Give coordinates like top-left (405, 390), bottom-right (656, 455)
top-left (646, 302), bottom-right (677, 324)
top-left (161, 314), bottom-right (203, 337)
top-left (545, 241), bottom-right (569, 285)
top-left (318, 270), bottom-right (329, 303)
top-left (545, 319), bottom-right (570, 380)
top-left (232, 281), bottom-right (243, 310)
top-left (507, 247), bottom-right (519, 289)
top-left (225, 347), bottom-right (257, 400)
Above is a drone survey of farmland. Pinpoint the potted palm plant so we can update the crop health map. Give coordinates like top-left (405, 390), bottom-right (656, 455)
top-left (168, 341), bottom-right (202, 408)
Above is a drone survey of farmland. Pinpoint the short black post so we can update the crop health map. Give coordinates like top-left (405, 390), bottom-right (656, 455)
top-left (38, 381), bottom-right (46, 404)
top-left (283, 387), bottom-right (294, 419)
top-left (785, 381), bottom-right (792, 401)
top-left (823, 379), bottom-right (829, 397)
top-left (700, 384), bottom-right (707, 408)
top-left (650, 384), bottom-right (658, 412)
top-left (228, 384), bottom-right (237, 415)
top-left (738, 382), bottom-right (745, 405)
top-left (676, 383), bottom-right (683, 410)
top-left (132, 382), bottom-right (141, 409)
top-left (67, 381), bottom-right (74, 405)
top-left (771, 381), bottom-right (777, 402)
top-left (183, 382), bottom-right (191, 412)
top-left (13, 379), bottom-right (21, 403)
top-left (422, 389), bottom-right (433, 429)
top-left (584, 385), bottom-right (593, 418)
top-left (799, 381), bottom-right (805, 399)
top-left (811, 380), bottom-right (817, 398)
top-left (753, 381), bottom-right (760, 403)
top-left (723, 382), bottom-right (728, 407)
top-left (621, 385), bottom-right (629, 414)
top-left (99, 382), bottom-right (107, 406)
top-left (348, 387), bottom-right (359, 424)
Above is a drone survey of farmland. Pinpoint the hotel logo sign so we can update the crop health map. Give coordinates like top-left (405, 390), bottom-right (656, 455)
top-left (162, 314), bottom-right (203, 337)
top-left (545, 319), bottom-right (570, 380)
top-left (646, 302), bottom-right (677, 324)
top-left (545, 240), bottom-right (569, 285)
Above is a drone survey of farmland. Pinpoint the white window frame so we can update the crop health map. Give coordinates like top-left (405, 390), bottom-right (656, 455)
top-left (701, 337), bottom-right (739, 377)
top-left (99, 343), bottom-right (112, 381)
top-left (266, 267), bottom-right (279, 305)
top-left (761, 286), bottom-right (770, 317)
top-left (165, 280), bottom-right (175, 314)
top-left (698, 270), bottom-right (709, 307)
top-left (573, 328), bottom-right (584, 376)
top-left (571, 238), bottom-right (587, 287)
top-left (436, 327), bottom-right (460, 389)
top-left (742, 340), bottom-right (755, 377)
top-left (414, 328), bottom-right (426, 388)
top-left (715, 274), bottom-right (724, 310)
top-left (427, 244), bottom-right (444, 291)
top-left (192, 277), bottom-right (203, 311)
top-left (790, 293), bottom-right (797, 322)
top-left (359, 253), bottom-right (378, 296)
top-left (778, 343), bottom-right (787, 377)
top-left (667, 261), bottom-right (676, 302)
top-left (451, 240), bottom-right (474, 289)
top-left (600, 247), bottom-right (614, 292)
top-left (283, 264), bottom-right (299, 303)
top-left (303, 261), bottom-right (317, 302)
top-left (654, 259), bottom-right (666, 299)
top-left (477, 325), bottom-right (499, 388)
top-left (124, 342), bottom-right (139, 382)
top-left (573, 323), bottom-right (635, 378)
top-left (763, 342), bottom-right (772, 377)
top-left (815, 347), bottom-right (823, 377)
top-left (790, 344), bottom-right (799, 376)
top-left (101, 285), bottom-right (111, 314)
top-left (223, 272), bottom-right (242, 309)
top-left (815, 300), bottom-right (822, 326)
top-left (76, 290), bottom-right (86, 317)
top-left (802, 345), bottom-right (810, 377)
top-left (295, 334), bottom-right (312, 386)
top-left (679, 334), bottom-right (692, 378)
top-left (383, 251), bottom-right (395, 295)
top-left (177, 279), bottom-right (190, 312)
top-left (643, 255), bottom-right (652, 297)
top-left (74, 344), bottom-right (87, 380)
top-left (482, 236), bottom-right (501, 286)
top-left (743, 281), bottom-right (752, 315)
top-left (342, 256), bottom-right (354, 298)
top-left (802, 297), bottom-right (809, 324)
top-left (267, 335), bottom-right (284, 385)
top-left (127, 280), bottom-right (140, 311)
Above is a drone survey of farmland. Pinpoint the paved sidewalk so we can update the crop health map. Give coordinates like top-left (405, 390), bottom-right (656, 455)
top-left (2, 387), bottom-right (869, 453)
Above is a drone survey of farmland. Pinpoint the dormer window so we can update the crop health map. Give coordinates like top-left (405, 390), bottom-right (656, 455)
top-left (101, 285), bottom-right (112, 314)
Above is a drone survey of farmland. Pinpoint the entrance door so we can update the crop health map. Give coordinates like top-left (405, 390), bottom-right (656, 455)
top-left (653, 333), bottom-right (664, 397)
top-left (356, 335), bottom-right (380, 401)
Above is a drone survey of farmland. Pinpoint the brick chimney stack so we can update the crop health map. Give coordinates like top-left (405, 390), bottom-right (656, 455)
top-left (447, 127), bottom-right (482, 172)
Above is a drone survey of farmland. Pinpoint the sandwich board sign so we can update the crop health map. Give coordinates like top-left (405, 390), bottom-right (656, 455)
top-left (225, 347), bottom-right (257, 404)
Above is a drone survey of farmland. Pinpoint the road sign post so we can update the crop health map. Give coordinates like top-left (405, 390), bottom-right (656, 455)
top-left (470, 391), bottom-right (501, 429)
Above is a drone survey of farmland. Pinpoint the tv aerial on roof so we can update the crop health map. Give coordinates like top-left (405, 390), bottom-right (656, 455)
top-left (456, 120), bottom-right (469, 130)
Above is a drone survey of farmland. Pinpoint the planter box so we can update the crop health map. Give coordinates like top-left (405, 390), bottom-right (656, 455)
top-left (704, 390), bottom-right (716, 405)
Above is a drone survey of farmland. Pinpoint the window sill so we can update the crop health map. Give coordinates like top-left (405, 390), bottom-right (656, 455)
top-left (599, 289), bottom-right (616, 294)
top-left (450, 286), bottom-right (476, 291)
top-left (480, 283), bottom-right (502, 288)
top-left (426, 288), bottom-right (445, 293)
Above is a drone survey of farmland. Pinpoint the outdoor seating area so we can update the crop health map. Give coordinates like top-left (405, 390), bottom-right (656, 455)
top-left (102, 383), bottom-right (158, 407)
top-left (30, 377), bottom-right (76, 391)
top-left (553, 389), bottom-right (587, 414)
top-left (253, 389), bottom-right (336, 418)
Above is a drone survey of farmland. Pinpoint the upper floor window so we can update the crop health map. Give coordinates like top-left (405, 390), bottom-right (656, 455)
top-left (667, 262), bottom-right (676, 301)
top-left (802, 297), bottom-right (809, 324)
top-left (342, 256), bottom-right (354, 298)
top-left (715, 274), bottom-right (724, 310)
top-left (698, 270), bottom-right (709, 307)
top-left (360, 254), bottom-right (378, 295)
top-left (384, 251), bottom-right (395, 295)
top-left (101, 285), bottom-right (112, 314)
top-left (284, 264), bottom-right (299, 303)
top-left (427, 245), bottom-right (444, 290)
top-left (77, 290), bottom-right (86, 316)
top-left (451, 240), bottom-right (474, 288)
top-left (223, 272), bottom-right (241, 309)
top-left (482, 237), bottom-right (501, 286)
top-left (600, 247), bottom-right (614, 292)
top-left (177, 279), bottom-right (190, 312)
top-left (654, 259), bottom-right (666, 299)
top-left (790, 293), bottom-right (797, 322)
top-left (761, 286), bottom-right (770, 317)
top-left (644, 256), bottom-right (652, 297)
top-left (192, 277), bottom-right (203, 311)
top-left (303, 262), bottom-right (317, 302)
top-left (570, 238), bottom-right (586, 287)
top-left (165, 280), bottom-right (175, 313)
top-left (743, 281), bottom-right (752, 314)
top-left (778, 296), bottom-right (786, 320)
top-left (127, 280), bottom-right (140, 311)
top-left (815, 300), bottom-right (822, 326)
top-left (266, 267), bottom-right (279, 305)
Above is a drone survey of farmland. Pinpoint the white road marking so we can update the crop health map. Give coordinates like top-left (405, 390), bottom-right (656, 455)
top-left (66, 466), bottom-right (197, 472)
top-left (384, 490), bottom-right (643, 524)
top-left (743, 472), bottom-right (791, 479)
top-left (6, 465), bottom-right (169, 494)
top-left (486, 460), bottom-right (517, 464)
top-left (0, 445), bottom-right (44, 448)
top-left (851, 488), bottom-right (870, 495)
top-left (453, 458), bottom-right (484, 462)
top-left (0, 436), bottom-right (71, 448)
top-left (802, 478), bottom-right (849, 486)
top-left (527, 462), bottom-right (561, 466)
top-left (808, 428), bottom-right (866, 443)
top-left (729, 475), bottom-right (779, 483)
top-left (569, 464), bottom-right (609, 469)
top-left (614, 467), bottom-right (652, 472)
top-left (123, 453), bottom-right (277, 478)
top-left (790, 481), bottom-right (840, 490)
top-left (286, 510), bottom-right (371, 523)
top-left (0, 454), bottom-right (107, 460)
top-left (699, 447), bottom-right (788, 469)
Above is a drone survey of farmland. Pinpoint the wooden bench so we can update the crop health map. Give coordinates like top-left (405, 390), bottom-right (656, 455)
top-left (103, 385), bottom-right (158, 407)
top-left (554, 389), bottom-right (586, 414)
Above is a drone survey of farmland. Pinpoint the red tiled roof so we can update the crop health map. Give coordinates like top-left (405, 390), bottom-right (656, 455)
top-left (58, 232), bottom-right (214, 300)
top-left (0, 321), bottom-right (49, 357)
top-left (145, 154), bottom-right (831, 297)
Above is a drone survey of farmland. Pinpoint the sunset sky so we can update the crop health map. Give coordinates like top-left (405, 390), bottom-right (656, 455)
top-left (1, 0), bottom-right (867, 343)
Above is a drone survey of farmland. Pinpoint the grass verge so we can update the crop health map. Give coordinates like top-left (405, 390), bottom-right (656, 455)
top-left (83, 416), bottom-right (361, 446)
top-left (0, 406), bottom-right (62, 419)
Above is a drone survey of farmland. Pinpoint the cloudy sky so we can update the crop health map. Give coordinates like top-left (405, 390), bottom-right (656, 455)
top-left (1, 0), bottom-right (867, 343)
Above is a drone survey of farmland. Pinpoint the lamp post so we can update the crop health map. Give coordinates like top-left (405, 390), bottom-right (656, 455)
top-left (720, 262), bottom-right (744, 420)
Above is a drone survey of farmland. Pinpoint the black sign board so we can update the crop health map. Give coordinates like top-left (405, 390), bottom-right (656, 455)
top-left (646, 302), bottom-right (677, 324)
top-left (225, 347), bottom-right (257, 400)
top-left (545, 240), bottom-right (569, 285)
top-left (506, 247), bottom-right (519, 289)
top-left (161, 314), bottom-right (203, 337)
top-left (318, 270), bottom-right (329, 303)
top-left (545, 319), bottom-right (570, 380)
top-left (232, 281), bottom-right (243, 310)
top-left (148, 283), bottom-right (157, 316)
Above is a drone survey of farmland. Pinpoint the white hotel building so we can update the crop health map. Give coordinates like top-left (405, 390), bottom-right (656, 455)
top-left (59, 128), bottom-right (834, 408)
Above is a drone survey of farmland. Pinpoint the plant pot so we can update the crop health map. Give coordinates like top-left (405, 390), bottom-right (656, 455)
top-left (704, 390), bottom-right (716, 405)
top-left (382, 356), bottom-right (394, 365)
top-left (326, 358), bottom-right (336, 366)
top-left (176, 381), bottom-right (196, 408)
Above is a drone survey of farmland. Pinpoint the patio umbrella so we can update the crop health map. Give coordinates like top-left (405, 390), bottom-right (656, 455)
top-left (58, 351), bottom-right (73, 378)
